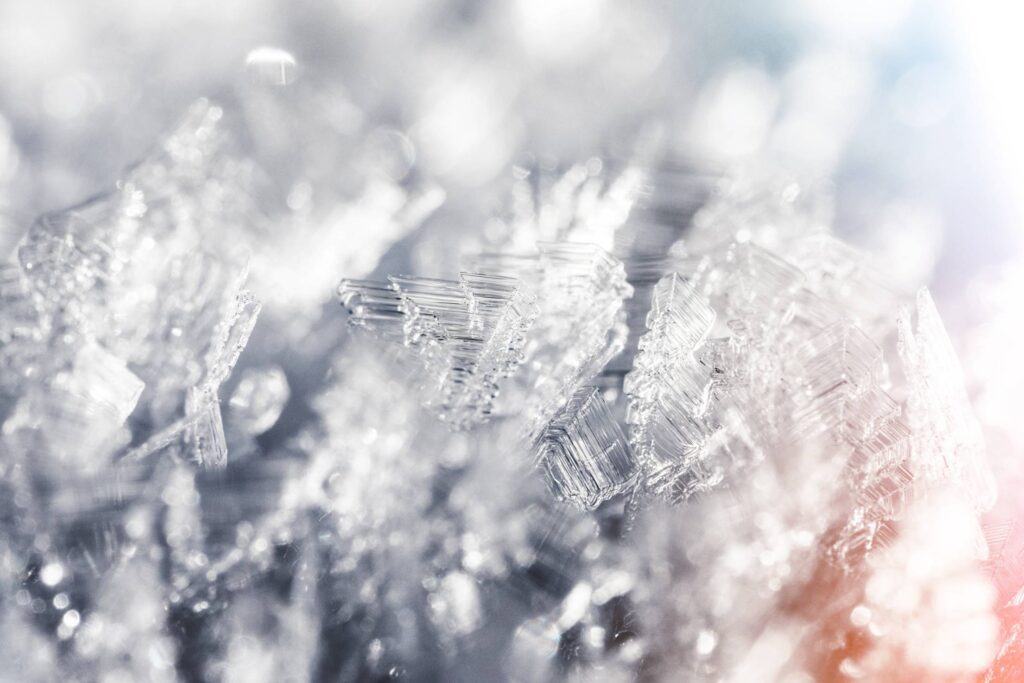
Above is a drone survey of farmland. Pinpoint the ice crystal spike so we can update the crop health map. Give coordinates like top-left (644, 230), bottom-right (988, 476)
top-left (203, 288), bottom-right (262, 392)
top-left (536, 386), bottom-right (637, 510)
top-left (338, 271), bottom-right (537, 428)
top-left (981, 517), bottom-right (1024, 608)
top-left (827, 425), bottom-right (916, 567)
top-left (186, 388), bottom-right (228, 469)
top-left (624, 273), bottom-right (719, 499)
top-left (787, 321), bottom-right (917, 567)
top-left (898, 287), bottom-right (996, 510)
top-left (118, 406), bottom-right (209, 463)
top-left (847, 415), bottom-right (912, 479)
top-left (337, 277), bottom-right (406, 341)
top-left (4, 386), bottom-right (129, 473)
top-left (2, 339), bottom-right (140, 471)
top-left (644, 273), bottom-right (716, 352)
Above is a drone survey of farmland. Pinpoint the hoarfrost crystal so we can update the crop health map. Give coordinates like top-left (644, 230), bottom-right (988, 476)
top-left (0, 71), bottom-right (1009, 682)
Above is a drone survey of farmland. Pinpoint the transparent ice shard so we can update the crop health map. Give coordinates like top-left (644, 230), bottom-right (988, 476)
top-left (15, 99), bottom-right (250, 350)
top-left (981, 517), bottom-right (1024, 609)
top-left (3, 387), bottom-right (129, 473)
top-left (624, 273), bottom-right (720, 499)
top-left (847, 416), bottom-right (912, 482)
top-left (142, 257), bottom-right (259, 468)
top-left (186, 387), bottom-right (228, 469)
top-left (338, 271), bottom-right (537, 428)
top-left (2, 341), bottom-right (141, 472)
top-left (535, 386), bottom-right (637, 510)
top-left (203, 288), bottom-right (262, 392)
top-left (785, 321), bottom-right (917, 566)
top-left (58, 343), bottom-right (145, 424)
top-left (118, 401), bottom-right (212, 464)
top-left (336, 277), bottom-right (406, 340)
top-left (8, 99), bottom-right (263, 473)
top-left (530, 243), bottom-right (633, 412)
top-left (898, 287), bottom-right (996, 510)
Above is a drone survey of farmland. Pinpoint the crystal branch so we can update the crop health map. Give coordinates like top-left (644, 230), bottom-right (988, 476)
top-left (624, 273), bottom-right (718, 500)
top-left (535, 386), bottom-right (637, 510)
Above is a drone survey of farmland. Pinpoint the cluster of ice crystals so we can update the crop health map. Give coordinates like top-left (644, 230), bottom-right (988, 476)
top-left (338, 271), bottom-right (538, 428)
top-left (468, 241), bottom-right (633, 431)
top-left (500, 158), bottom-right (646, 253)
top-left (0, 78), bottom-right (1011, 680)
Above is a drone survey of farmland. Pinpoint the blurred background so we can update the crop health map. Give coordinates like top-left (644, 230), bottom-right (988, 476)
top-left (0, 0), bottom-right (1020, 283)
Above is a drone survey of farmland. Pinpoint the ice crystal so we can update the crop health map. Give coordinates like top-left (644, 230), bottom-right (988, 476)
top-left (536, 386), bottom-right (637, 509)
top-left (624, 273), bottom-right (718, 499)
top-left (898, 288), bottom-right (996, 510)
top-left (338, 271), bottom-right (537, 428)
